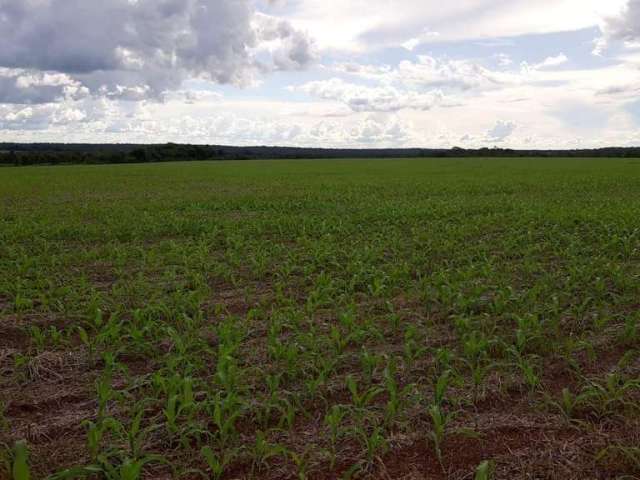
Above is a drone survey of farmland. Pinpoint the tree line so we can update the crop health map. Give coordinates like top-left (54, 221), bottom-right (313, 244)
top-left (1, 143), bottom-right (639, 166)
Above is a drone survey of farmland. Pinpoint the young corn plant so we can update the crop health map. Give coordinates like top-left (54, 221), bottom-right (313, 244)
top-left (434, 370), bottom-right (452, 408)
top-left (546, 387), bottom-right (594, 423)
top-left (385, 301), bottom-right (402, 334)
top-left (403, 324), bottom-right (427, 371)
top-left (304, 358), bottom-right (336, 399)
top-left (360, 348), bottom-right (383, 384)
top-left (27, 326), bottom-right (46, 354)
top-left (357, 426), bottom-right (388, 471)
top-left (84, 418), bottom-right (116, 463)
top-left (620, 313), bottom-right (639, 346)
top-left (214, 350), bottom-right (242, 394)
top-left (208, 392), bottom-right (244, 449)
top-left (513, 314), bottom-right (544, 354)
top-left (383, 362), bottom-right (415, 428)
top-left (78, 326), bottom-right (97, 368)
top-left (277, 397), bottom-right (297, 431)
top-left (325, 405), bottom-right (347, 468)
top-left (508, 349), bottom-right (540, 392)
top-left (428, 404), bottom-right (454, 469)
top-left (423, 367), bottom-right (456, 470)
top-left (118, 408), bottom-right (156, 460)
top-left (462, 332), bottom-right (494, 403)
top-left (96, 314), bottom-right (125, 354)
top-left (474, 460), bottom-right (494, 480)
top-left (346, 375), bottom-right (384, 410)
top-left (330, 325), bottom-right (352, 355)
top-left (435, 347), bottom-right (454, 373)
top-left (95, 374), bottom-right (117, 421)
top-left (250, 431), bottom-right (287, 475)
top-left (92, 455), bottom-right (166, 480)
top-left (12, 441), bottom-right (31, 480)
top-left (200, 446), bottom-right (235, 480)
top-left (163, 376), bottom-right (196, 438)
top-left (289, 448), bottom-right (312, 480)
top-left (579, 373), bottom-right (640, 419)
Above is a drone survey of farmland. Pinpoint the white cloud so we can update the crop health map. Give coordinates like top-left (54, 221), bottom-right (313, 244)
top-left (327, 52), bottom-right (576, 98)
top-left (309, 115), bottom-right (413, 145)
top-left (535, 53), bottom-right (569, 69)
top-left (276, 0), bottom-right (628, 52)
top-left (395, 56), bottom-right (520, 90)
top-left (495, 54), bottom-right (513, 67)
top-left (327, 55), bottom-right (530, 92)
top-left (519, 53), bottom-right (569, 74)
top-left (401, 28), bottom-right (440, 51)
top-left (486, 120), bottom-right (517, 142)
top-left (0, 103), bottom-right (87, 130)
top-left (294, 78), bottom-right (446, 112)
top-left (0, 67), bottom-right (89, 104)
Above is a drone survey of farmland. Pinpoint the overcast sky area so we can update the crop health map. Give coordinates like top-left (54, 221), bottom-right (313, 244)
top-left (0, 0), bottom-right (639, 148)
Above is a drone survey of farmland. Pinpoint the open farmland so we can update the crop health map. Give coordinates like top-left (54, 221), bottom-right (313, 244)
top-left (1, 157), bottom-right (640, 479)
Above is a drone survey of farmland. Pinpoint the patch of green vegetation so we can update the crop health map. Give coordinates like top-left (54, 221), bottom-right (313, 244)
top-left (1, 157), bottom-right (639, 479)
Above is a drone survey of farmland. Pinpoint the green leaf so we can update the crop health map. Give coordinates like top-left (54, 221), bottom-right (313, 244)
top-left (12, 441), bottom-right (30, 480)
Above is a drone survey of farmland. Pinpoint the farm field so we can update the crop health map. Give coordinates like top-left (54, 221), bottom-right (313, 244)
top-left (1, 157), bottom-right (640, 479)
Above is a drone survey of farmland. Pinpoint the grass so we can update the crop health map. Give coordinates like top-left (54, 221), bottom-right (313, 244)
top-left (1, 157), bottom-right (640, 479)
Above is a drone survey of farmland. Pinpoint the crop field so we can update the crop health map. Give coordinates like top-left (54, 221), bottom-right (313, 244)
top-left (2, 157), bottom-right (640, 479)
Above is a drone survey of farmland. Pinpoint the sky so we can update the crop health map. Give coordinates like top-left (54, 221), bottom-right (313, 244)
top-left (0, 0), bottom-right (639, 148)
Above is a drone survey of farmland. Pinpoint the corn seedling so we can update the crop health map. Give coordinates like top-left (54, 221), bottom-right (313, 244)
top-left (346, 375), bottom-right (384, 410)
top-left (12, 441), bottom-right (31, 480)
top-left (200, 446), bottom-right (235, 480)
top-left (474, 460), bottom-right (494, 480)
top-left (251, 431), bottom-right (287, 474)
top-left (325, 405), bottom-right (347, 467)
top-left (428, 404), bottom-right (454, 468)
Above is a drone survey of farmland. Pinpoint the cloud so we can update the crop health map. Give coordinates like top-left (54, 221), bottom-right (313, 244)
top-left (604, 0), bottom-right (640, 43)
top-left (396, 56), bottom-right (520, 90)
top-left (401, 28), bottom-right (440, 51)
top-left (327, 56), bottom-right (523, 93)
top-left (535, 54), bottom-right (569, 69)
top-left (0, 102), bottom-right (87, 130)
top-left (282, 0), bottom-right (628, 52)
top-left (328, 63), bottom-right (394, 80)
top-left (595, 83), bottom-right (640, 97)
top-left (0, 67), bottom-right (89, 104)
top-left (253, 13), bottom-right (318, 71)
top-left (494, 54), bottom-right (513, 67)
top-left (294, 78), bottom-right (445, 112)
top-left (595, 0), bottom-right (640, 54)
top-left (0, 0), bottom-right (316, 101)
top-left (0, 89), bottom-right (419, 147)
top-left (303, 115), bottom-right (413, 146)
top-left (486, 120), bottom-right (516, 142)
top-left (329, 53), bottom-right (575, 98)
top-left (519, 53), bottom-right (569, 74)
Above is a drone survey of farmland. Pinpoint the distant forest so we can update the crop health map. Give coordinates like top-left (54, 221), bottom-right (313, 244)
top-left (1, 143), bottom-right (639, 166)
